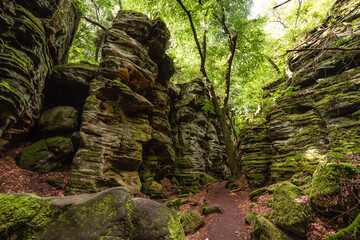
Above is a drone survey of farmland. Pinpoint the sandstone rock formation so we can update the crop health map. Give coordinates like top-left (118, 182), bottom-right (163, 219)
top-left (169, 79), bottom-right (231, 186)
top-left (0, 0), bottom-right (80, 151)
top-left (0, 2), bottom-right (230, 197)
top-left (239, 0), bottom-right (360, 186)
top-left (0, 187), bottom-right (185, 240)
top-left (66, 11), bottom-right (230, 196)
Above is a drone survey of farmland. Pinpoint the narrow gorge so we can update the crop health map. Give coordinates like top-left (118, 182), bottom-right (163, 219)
top-left (0, 0), bottom-right (359, 239)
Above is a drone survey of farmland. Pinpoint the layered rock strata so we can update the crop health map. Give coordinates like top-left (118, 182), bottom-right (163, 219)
top-left (169, 79), bottom-right (231, 185)
top-left (0, 2), bottom-right (230, 196)
top-left (67, 11), bottom-right (230, 195)
top-left (0, 0), bottom-right (80, 151)
top-left (239, 0), bottom-right (360, 186)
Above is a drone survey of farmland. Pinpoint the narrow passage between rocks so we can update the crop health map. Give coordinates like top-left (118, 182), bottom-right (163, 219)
top-left (186, 181), bottom-right (252, 240)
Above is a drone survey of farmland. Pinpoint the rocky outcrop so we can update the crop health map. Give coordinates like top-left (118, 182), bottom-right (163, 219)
top-left (239, 0), bottom-right (360, 186)
top-left (66, 11), bottom-right (230, 196)
top-left (169, 79), bottom-right (231, 185)
top-left (0, 187), bottom-right (186, 240)
top-left (247, 1), bottom-right (360, 238)
top-left (67, 11), bottom-right (164, 195)
top-left (271, 182), bottom-right (311, 238)
top-left (39, 106), bottom-right (78, 135)
top-left (0, 0), bottom-right (80, 151)
top-left (0, 2), bottom-right (229, 197)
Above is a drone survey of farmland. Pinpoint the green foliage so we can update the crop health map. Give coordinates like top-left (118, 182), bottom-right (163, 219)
top-left (69, 0), bottom-right (121, 64)
top-left (67, 0), bottom-right (336, 135)
top-left (201, 100), bottom-right (215, 114)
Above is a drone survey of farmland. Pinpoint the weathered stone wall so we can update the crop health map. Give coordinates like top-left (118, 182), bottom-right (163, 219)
top-left (240, 0), bottom-right (360, 186)
top-left (0, 0), bottom-right (80, 151)
top-left (67, 11), bottom-right (230, 195)
top-left (0, 2), bottom-right (230, 196)
top-left (169, 79), bottom-right (231, 185)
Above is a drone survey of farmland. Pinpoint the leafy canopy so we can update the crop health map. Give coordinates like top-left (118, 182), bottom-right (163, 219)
top-left (68, 0), bottom-right (336, 131)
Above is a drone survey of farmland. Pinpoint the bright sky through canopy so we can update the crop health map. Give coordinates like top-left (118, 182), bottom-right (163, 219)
top-left (251, 0), bottom-right (269, 18)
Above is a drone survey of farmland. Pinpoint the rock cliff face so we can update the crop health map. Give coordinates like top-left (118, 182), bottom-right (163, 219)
top-left (239, 0), bottom-right (360, 186)
top-left (0, 1), bottom-right (230, 196)
top-left (62, 11), bottom-right (230, 195)
top-left (169, 79), bottom-right (231, 185)
top-left (0, 0), bottom-right (80, 150)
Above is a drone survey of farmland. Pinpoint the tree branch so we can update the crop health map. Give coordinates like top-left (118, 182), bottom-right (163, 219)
top-left (175, 0), bottom-right (204, 63)
top-left (202, 10), bottom-right (208, 65)
top-left (273, 0), bottom-right (292, 9)
top-left (84, 16), bottom-right (108, 31)
top-left (265, 55), bottom-right (281, 74)
top-left (294, 0), bottom-right (302, 28)
top-left (286, 47), bottom-right (360, 53)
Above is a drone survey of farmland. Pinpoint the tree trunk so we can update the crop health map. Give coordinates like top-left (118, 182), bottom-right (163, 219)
top-left (218, 109), bottom-right (241, 180)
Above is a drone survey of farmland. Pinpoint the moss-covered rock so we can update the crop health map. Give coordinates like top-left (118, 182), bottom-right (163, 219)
top-left (39, 106), bottom-right (78, 134)
top-left (324, 212), bottom-right (360, 240)
top-left (310, 162), bottom-right (359, 214)
top-left (202, 205), bottom-right (223, 216)
top-left (271, 182), bottom-right (312, 237)
top-left (180, 210), bottom-right (205, 235)
top-left (0, 194), bottom-right (57, 239)
top-left (0, 187), bottom-right (186, 240)
top-left (45, 177), bottom-right (63, 189)
top-left (251, 215), bottom-right (288, 240)
top-left (245, 211), bottom-right (258, 225)
top-left (249, 187), bottom-right (268, 202)
top-left (142, 180), bottom-right (163, 197)
top-left (16, 136), bottom-right (74, 173)
top-left (166, 198), bottom-right (187, 211)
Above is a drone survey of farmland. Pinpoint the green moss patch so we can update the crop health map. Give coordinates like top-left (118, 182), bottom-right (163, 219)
top-left (249, 187), bottom-right (268, 202)
top-left (310, 162), bottom-right (359, 214)
top-left (180, 210), bottom-right (205, 235)
top-left (0, 194), bottom-right (58, 239)
top-left (251, 215), bottom-right (288, 240)
top-left (271, 182), bottom-right (312, 237)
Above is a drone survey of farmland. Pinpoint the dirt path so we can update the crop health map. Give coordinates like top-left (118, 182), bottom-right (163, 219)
top-left (186, 181), bottom-right (252, 240)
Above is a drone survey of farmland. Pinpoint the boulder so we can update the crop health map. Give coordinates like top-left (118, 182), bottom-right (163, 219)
top-left (202, 205), bottom-right (223, 216)
top-left (141, 180), bottom-right (163, 197)
top-left (39, 106), bottom-right (78, 134)
top-left (166, 198), bottom-right (187, 211)
top-left (251, 215), bottom-right (288, 240)
top-left (0, 187), bottom-right (186, 240)
top-left (310, 162), bottom-right (359, 214)
top-left (271, 182), bottom-right (312, 238)
top-left (180, 210), bottom-right (205, 235)
top-left (16, 136), bottom-right (74, 173)
top-left (249, 187), bottom-right (268, 202)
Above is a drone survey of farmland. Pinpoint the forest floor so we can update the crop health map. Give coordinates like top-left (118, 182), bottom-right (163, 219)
top-left (0, 146), bottom-right (343, 240)
top-left (0, 146), bottom-right (69, 197)
top-left (0, 146), bottom-right (256, 239)
top-left (182, 181), bottom-right (253, 240)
